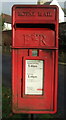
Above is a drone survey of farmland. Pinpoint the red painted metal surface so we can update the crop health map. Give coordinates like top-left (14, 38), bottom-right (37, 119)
top-left (12, 5), bottom-right (59, 114)
top-left (13, 28), bottom-right (55, 47)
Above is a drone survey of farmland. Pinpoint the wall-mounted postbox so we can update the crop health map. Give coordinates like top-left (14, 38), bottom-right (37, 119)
top-left (12, 5), bottom-right (59, 114)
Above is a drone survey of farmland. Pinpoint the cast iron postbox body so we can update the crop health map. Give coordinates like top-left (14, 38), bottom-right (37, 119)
top-left (12, 5), bottom-right (59, 114)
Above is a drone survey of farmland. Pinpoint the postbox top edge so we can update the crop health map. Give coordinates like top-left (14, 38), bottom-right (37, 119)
top-left (12, 4), bottom-right (59, 10)
top-left (12, 4), bottom-right (59, 25)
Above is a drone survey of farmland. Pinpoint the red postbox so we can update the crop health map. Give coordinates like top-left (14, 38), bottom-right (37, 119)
top-left (12, 5), bottom-right (59, 114)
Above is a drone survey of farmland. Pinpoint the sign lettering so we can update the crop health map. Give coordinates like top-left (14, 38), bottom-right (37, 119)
top-left (23, 33), bottom-right (47, 46)
top-left (18, 11), bottom-right (35, 16)
top-left (18, 11), bottom-right (52, 17)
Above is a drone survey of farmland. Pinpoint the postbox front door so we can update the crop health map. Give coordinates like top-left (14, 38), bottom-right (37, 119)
top-left (12, 5), bottom-right (59, 114)
top-left (12, 49), bottom-right (55, 113)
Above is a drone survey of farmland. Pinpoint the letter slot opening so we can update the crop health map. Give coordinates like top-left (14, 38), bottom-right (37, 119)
top-left (14, 23), bottom-right (55, 30)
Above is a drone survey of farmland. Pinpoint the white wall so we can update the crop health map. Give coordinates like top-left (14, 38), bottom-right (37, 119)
top-left (3, 22), bottom-right (12, 31)
top-left (64, 17), bottom-right (66, 22)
